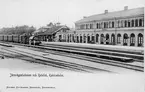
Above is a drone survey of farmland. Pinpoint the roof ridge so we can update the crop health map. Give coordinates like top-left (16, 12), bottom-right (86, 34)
top-left (76, 7), bottom-right (144, 23)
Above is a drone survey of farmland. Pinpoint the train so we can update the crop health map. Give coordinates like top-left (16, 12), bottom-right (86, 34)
top-left (0, 34), bottom-right (41, 45)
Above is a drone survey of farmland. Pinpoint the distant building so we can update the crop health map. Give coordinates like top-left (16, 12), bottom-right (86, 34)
top-left (34, 23), bottom-right (69, 42)
top-left (58, 6), bottom-right (144, 47)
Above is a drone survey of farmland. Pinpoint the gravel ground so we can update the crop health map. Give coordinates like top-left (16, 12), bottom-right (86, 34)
top-left (0, 58), bottom-right (71, 72)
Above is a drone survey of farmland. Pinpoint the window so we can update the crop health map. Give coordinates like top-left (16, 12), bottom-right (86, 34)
top-left (130, 33), bottom-right (135, 46)
top-left (121, 20), bottom-right (123, 27)
top-left (96, 23), bottom-right (99, 29)
top-left (87, 35), bottom-right (90, 43)
top-left (123, 33), bottom-right (128, 46)
top-left (91, 35), bottom-right (95, 43)
top-left (104, 22), bottom-right (106, 28)
top-left (124, 20), bottom-right (127, 27)
top-left (139, 19), bottom-right (142, 27)
top-left (80, 35), bottom-right (82, 43)
top-left (106, 34), bottom-right (109, 44)
top-left (83, 34), bottom-right (86, 43)
top-left (96, 34), bottom-right (99, 42)
top-left (131, 20), bottom-right (134, 27)
top-left (117, 34), bottom-right (121, 44)
top-left (138, 33), bottom-right (143, 47)
top-left (112, 22), bottom-right (114, 28)
top-left (128, 20), bottom-right (130, 27)
top-left (106, 22), bottom-right (108, 28)
top-left (135, 19), bottom-right (138, 27)
top-left (90, 24), bottom-right (93, 29)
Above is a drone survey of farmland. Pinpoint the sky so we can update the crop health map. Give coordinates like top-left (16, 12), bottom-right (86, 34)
top-left (0, 0), bottom-right (144, 29)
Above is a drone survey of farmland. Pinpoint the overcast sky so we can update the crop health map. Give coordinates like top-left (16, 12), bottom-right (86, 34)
top-left (0, 0), bottom-right (144, 29)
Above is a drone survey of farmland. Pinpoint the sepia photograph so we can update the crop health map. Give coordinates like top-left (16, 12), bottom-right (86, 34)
top-left (0, 0), bottom-right (144, 92)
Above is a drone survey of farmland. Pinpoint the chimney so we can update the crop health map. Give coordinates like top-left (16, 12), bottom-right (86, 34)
top-left (104, 10), bottom-right (108, 14)
top-left (124, 6), bottom-right (128, 10)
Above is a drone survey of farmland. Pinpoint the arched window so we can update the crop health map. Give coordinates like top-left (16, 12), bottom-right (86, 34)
top-left (90, 24), bottom-right (93, 29)
top-left (87, 34), bottom-right (90, 43)
top-left (123, 33), bottom-right (128, 46)
top-left (80, 35), bottom-right (82, 43)
top-left (91, 34), bottom-right (95, 44)
top-left (72, 34), bottom-right (74, 42)
top-left (106, 34), bottom-right (109, 44)
top-left (121, 20), bottom-right (123, 27)
top-left (131, 20), bottom-right (134, 27)
top-left (117, 34), bottom-right (121, 44)
top-left (67, 34), bottom-right (69, 42)
top-left (128, 20), bottom-right (130, 27)
top-left (124, 20), bottom-right (127, 27)
top-left (138, 33), bottom-right (143, 47)
top-left (96, 34), bottom-right (99, 43)
top-left (135, 19), bottom-right (138, 27)
top-left (139, 19), bottom-right (142, 27)
top-left (104, 22), bottom-right (106, 28)
top-left (96, 23), bottom-right (99, 29)
top-left (130, 33), bottom-right (135, 46)
top-left (112, 21), bottom-right (114, 28)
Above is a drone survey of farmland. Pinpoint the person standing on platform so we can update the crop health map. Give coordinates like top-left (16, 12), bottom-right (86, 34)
top-left (33, 40), bottom-right (35, 45)
top-left (29, 40), bottom-right (31, 45)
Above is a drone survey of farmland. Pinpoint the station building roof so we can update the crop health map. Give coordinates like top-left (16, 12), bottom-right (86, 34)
top-left (35, 25), bottom-right (69, 36)
top-left (75, 7), bottom-right (144, 24)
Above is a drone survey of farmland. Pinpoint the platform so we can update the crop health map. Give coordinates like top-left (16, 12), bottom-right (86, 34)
top-left (41, 42), bottom-right (144, 54)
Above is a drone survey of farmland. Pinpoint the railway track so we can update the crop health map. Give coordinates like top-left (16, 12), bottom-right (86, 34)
top-left (40, 43), bottom-right (143, 61)
top-left (0, 46), bottom-right (110, 73)
top-left (0, 42), bottom-right (143, 72)
top-left (27, 46), bottom-right (144, 72)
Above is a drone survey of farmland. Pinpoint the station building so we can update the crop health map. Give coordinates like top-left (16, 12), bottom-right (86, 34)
top-left (34, 22), bottom-right (69, 42)
top-left (57, 6), bottom-right (144, 47)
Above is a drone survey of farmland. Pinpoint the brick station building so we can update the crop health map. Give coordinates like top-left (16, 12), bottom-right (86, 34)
top-left (57, 6), bottom-right (144, 47)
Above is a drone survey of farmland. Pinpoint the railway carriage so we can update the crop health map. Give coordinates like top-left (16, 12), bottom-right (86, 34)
top-left (13, 35), bottom-right (19, 43)
top-left (0, 35), bottom-right (4, 41)
top-left (0, 34), bottom-right (41, 45)
top-left (4, 35), bottom-right (8, 41)
top-left (8, 35), bottom-right (13, 42)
